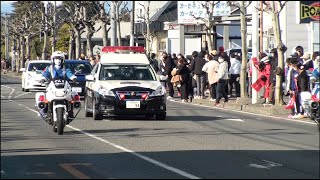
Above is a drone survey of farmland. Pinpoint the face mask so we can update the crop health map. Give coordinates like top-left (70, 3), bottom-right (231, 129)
top-left (218, 58), bottom-right (224, 63)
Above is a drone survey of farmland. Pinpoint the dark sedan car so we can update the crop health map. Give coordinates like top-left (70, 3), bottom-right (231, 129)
top-left (65, 60), bottom-right (93, 96)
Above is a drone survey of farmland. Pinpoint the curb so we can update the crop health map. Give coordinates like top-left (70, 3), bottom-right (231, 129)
top-left (180, 98), bottom-right (291, 117)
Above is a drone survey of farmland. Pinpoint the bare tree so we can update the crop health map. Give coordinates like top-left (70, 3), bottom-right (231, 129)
top-left (258, 1), bottom-right (288, 106)
top-left (227, 1), bottom-right (252, 99)
top-left (137, 1), bottom-right (151, 55)
top-left (95, 2), bottom-right (111, 46)
top-left (191, 1), bottom-right (221, 52)
top-left (62, 1), bottom-right (86, 59)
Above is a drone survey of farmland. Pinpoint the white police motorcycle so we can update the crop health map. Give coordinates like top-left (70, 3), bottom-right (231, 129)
top-left (35, 78), bottom-right (81, 135)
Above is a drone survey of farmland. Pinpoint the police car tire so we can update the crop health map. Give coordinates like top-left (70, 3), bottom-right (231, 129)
top-left (25, 88), bottom-right (29, 92)
top-left (93, 99), bottom-right (103, 120)
top-left (84, 96), bottom-right (93, 117)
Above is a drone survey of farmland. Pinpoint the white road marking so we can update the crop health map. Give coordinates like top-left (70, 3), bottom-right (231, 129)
top-left (18, 104), bottom-right (38, 113)
top-left (249, 160), bottom-right (283, 169)
top-left (1, 95), bottom-right (5, 98)
top-left (67, 125), bottom-right (201, 179)
top-left (224, 118), bottom-right (244, 122)
top-left (16, 103), bottom-right (201, 179)
top-left (8, 89), bottom-right (15, 100)
top-left (14, 92), bottom-right (31, 98)
top-left (169, 99), bottom-right (317, 125)
top-left (1, 85), bottom-right (14, 89)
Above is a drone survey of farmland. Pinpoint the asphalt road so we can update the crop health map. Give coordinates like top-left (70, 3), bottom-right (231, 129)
top-left (1, 75), bottom-right (319, 179)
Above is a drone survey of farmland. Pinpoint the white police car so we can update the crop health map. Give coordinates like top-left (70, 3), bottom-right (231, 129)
top-left (84, 46), bottom-right (167, 120)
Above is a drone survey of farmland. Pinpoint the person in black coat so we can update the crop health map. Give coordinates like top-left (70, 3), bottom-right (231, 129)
top-left (192, 51), bottom-right (207, 99)
top-left (162, 52), bottom-right (175, 98)
top-left (176, 57), bottom-right (190, 102)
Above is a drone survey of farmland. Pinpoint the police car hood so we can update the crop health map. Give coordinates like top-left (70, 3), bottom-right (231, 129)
top-left (98, 80), bottom-right (161, 90)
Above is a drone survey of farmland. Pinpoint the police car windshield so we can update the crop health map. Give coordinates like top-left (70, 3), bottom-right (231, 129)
top-left (99, 65), bottom-right (156, 81)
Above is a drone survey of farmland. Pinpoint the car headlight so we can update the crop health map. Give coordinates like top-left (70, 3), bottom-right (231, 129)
top-left (98, 86), bottom-right (115, 96)
top-left (149, 86), bottom-right (166, 97)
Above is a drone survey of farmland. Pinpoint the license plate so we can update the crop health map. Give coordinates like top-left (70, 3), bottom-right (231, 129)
top-left (126, 101), bottom-right (140, 108)
top-left (72, 87), bottom-right (82, 93)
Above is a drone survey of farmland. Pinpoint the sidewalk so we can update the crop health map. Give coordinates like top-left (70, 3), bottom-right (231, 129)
top-left (169, 89), bottom-right (313, 121)
top-left (1, 70), bottom-right (22, 78)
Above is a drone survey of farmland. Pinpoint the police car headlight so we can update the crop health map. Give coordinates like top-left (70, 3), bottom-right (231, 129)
top-left (98, 87), bottom-right (115, 96)
top-left (149, 86), bottom-right (166, 97)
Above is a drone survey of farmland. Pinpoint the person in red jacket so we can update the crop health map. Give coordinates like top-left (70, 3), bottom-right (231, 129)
top-left (252, 53), bottom-right (272, 103)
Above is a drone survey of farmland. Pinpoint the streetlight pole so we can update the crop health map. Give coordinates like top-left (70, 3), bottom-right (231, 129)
top-left (52, 1), bottom-right (56, 52)
top-left (110, 1), bottom-right (117, 46)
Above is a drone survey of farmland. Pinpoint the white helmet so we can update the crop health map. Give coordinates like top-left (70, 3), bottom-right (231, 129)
top-left (51, 51), bottom-right (65, 68)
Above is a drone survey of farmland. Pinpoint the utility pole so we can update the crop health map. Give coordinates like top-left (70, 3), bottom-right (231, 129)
top-left (110, 1), bottom-right (117, 46)
top-left (252, 1), bottom-right (259, 104)
top-left (130, 1), bottom-right (135, 46)
top-left (52, 1), bottom-right (56, 52)
top-left (5, 14), bottom-right (9, 61)
top-left (259, 1), bottom-right (263, 52)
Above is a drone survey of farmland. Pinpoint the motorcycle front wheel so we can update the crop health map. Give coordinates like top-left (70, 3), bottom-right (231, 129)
top-left (56, 107), bottom-right (65, 135)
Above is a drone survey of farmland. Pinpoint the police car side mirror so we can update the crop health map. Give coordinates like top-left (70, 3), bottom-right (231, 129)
top-left (85, 75), bottom-right (95, 81)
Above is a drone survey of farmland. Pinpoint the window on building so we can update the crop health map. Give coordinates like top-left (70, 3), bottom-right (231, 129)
top-left (158, 41), bottom-right (166, 52)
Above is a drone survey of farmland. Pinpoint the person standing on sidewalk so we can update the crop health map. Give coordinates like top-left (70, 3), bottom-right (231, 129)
top-left (175, 56), bottom-right (190, 102)
top-left (193, 51), bottom-right (207, 99)
top-left (202, 52), bottom-right (219, 101)
top-left (267, 48), bottom-right (279, 104)
top-left (228, 53), bottom-right (241, 98)
top-left (163, 52), bottom-right (175, 99)
top-left (214, 55), bottom-right (229, 106)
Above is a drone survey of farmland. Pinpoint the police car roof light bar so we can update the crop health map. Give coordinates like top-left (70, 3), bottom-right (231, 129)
top-left (102, 46), bottom-right (145, 53)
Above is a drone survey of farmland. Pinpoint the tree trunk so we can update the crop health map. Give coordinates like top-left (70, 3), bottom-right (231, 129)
top-left (84, 6), bottom-right (93, 57)
top-left (101, 20), bottom-right (108, 46)
top-left (15, 36), bottom-right (21, 73)
top-left (42, 31), bottom-right (48, 60)
top-left (206, 22), bottom-right (213, 52)
top-left (74, 30), bottom-right (81, 59)
top-left (116, 4), bottom-right (122, 46)
top-left (68, 32), bottom-right (74, 60)
top-left (25, 36), bottom-right (31, 62)
top-left (130, 1), bottom-right (135, 46)
top-left (271, 2), bottom-right (285, 106)
top-left (86, 29), bottom-right (93, 57)
top-left (240, 1), bottom-right (248, 98)
top-left (20, 36), bottom-right (25, 69)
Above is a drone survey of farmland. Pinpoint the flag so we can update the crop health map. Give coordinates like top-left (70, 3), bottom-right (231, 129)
top-left (285, 92), bottom-right (296, 109)
top-left (251, 78), bottom-right (266, 92)
top-left (311, 84), bottom-right (320, 102)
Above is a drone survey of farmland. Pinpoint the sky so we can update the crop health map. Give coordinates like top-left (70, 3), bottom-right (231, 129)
top-left (1, 1), bottom-right (14, 14)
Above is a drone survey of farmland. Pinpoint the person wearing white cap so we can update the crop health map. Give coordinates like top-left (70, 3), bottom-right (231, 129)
top-left (301, 53), bottom-right (314, 71)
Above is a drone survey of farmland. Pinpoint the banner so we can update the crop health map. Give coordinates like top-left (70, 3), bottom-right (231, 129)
top-left (177, 1), bottom-right (231, 24)
top-left (297, 1), bottom-right (320, 24)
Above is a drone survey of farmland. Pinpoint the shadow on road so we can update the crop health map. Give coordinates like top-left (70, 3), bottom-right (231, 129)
top-left (1, 150), bottom-right (319, 179)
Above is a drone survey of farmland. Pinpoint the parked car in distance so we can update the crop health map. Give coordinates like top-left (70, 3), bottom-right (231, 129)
top-left (20, 60), bottom-right (51, 92)
top-left (65, 60), bottom-right (93, 96)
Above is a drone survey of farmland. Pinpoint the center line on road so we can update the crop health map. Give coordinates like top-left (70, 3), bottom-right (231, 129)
top-left (15, 103), bottom-right (201, 179)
